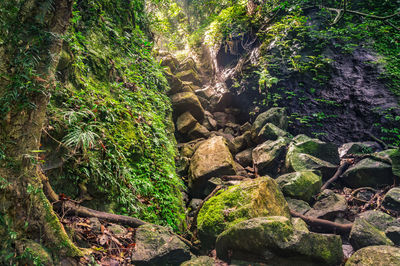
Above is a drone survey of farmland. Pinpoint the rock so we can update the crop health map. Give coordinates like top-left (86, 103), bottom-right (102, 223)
top-left (107, 224), bottom-right (128, 237)
top-left (276, 171), bottom-right (322, 202)
top-left (176, 112), bottom-right (197, 134)
top-left (223, 127), bottom-right (235, 136)
top-left (89, 217), bottom-right (102, 233)
top-left (131, 224), bottom-right (191, 265)
top-left (181, 256), bottom-right (214, 266)
top-left (386, 226), bottom-right (400, 245)
top-left (349, 218), bottom-right (393, 250)
top-left (306, 189), bottom-right (347, 220)
top-left (195, 86), bottom-right (214, 99)
top-left (292, 217), bottom-right (309, 233)
top-left (187, 123), bottom-right (209, 140)
top-left (188, 199), bottom-right (203, 216)
top-left (171, 92), bottom-right (205, 122)
top-left (256, 123), bottom-right (289, 143)
top-left (197, 95), bottom-right (210, 110)
top-left (345, 246), bottom-right (400, 266)
top-left (178, 138), bottom-right (205, 158)
top-left (285, 135), bottom-right (339, 179)
top-left (240, 122), bottom-right (252, 134)
top-left (176, 156), bottom-right (190, 176)
top-left (160, 54), bottom-right (179, 73)
top-left (389, 149), bottom-right (400, 177)
top-left (213, 112), bottom-right (235, 128)
top-left (197, 177), bottom-right (290, 249)
top-left (176, 69), bottom-right (202, 86)
top-left (216, 216), bottom-right (343, 265)
top-left (338, 142), bottom-right (379, 158)
top-left (252, 137), bottom-right (288, 176)
top-left (358, 210), bottom-right (396, 231)
top-left (383, 187), bottom-right (400, 211)
top-left (235, 148), bottom-right (253, 168)
top-left (228, 131), bottom-right (252, 154)
top-left (189, 136), bottom-right (236, 197)
top-left (234, 161), bottom-right (248, 177)
top-left (286, 198), bottom-right (312, 215)
top-left (251, 108), bottom-right (288, 140)
top-left (178, 57), bottom-right (198, 73)
top-left (15, 239), bottom-right (53, 266)
top-left (165, 70), bottom-right (184, 94)
top-left (342, 158), bottom-right (393, 188)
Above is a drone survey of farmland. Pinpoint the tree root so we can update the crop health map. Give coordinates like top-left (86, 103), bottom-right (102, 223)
top-left (290, 210), bottom-right (353, 234)
top-left (320, 160), bottom-right (351, 191)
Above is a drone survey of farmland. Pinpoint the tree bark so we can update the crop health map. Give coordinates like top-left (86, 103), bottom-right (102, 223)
top-left (0, 0), bottom-right (81, 260)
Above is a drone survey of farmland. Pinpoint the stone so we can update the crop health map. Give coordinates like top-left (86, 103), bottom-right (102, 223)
top-left (189, 136), bottom-right (236, 197)
top-left (176, 112), bottom-right (197, 134)
top-left (389, 149), bottom-right (400, 177)
top-left (358, 210), bottom-right (396, 231)
top-left (89, 217), bottom-right (102, 233)
top-left (285, 135), bottom-right (339, 179)
top-left (292, 217), bottom-right (309, 233)
top-left (382, 187), bottom-right (400, 211)
top-left (338, 142), bottom-right (379, 158)
top-left (178, 138), bottom-right (205, 158)
top-left (216, 216), bottom-right (343, 265)
top-left (240, 122), bottom-right (252, 134)
top-left (306, 189), bottom-right (347, 220)
top-left (178, 57), bottom-right (198, 73)
top-left (181, 256), bottom-right (214, 266)
top-left (252, 137), bottom-right (288, 176)
top-left (107, 224), bottom-right (127, 237)
top-left (164, 69), bottom-right (184, 94)
top-left (342, 158), bottom-right (393, 188)
top-left (276, 171), bottom-right (322, 202)
top-left (175, 69), bottom-right (202, 86)
top-left (213, 112), bottom-right (235, 128)
top-left (223, 127), bottom-right (235, 136)
top-left (197, 95), bottom-right (210, 110)
top-left (171, 92), bottom-right (205, 122)
top-left (187, 123), bottom-right (209, 140)
top-left (286, 198), bottom-right (312, 215)
top-left (195, 87), bottom-right (214, 99)
top-left (131, 224), bottom-right (191, 265)
top-left (197, 177), bottom-right (290, 249)
top-left (256, 123), bottom-right (289, 143)
top-left (345, 246), bottom-right (400, 266)
top-left (235, 148), bottom-right (253, 168)
top-left (349, 218), bottom-right (393, 250)
top-left (228, 131), bottom-right (251, 154)
top-left (251, 108), bottom-right (288, 140)
top-left (160, 54), bottom-right (179, 73)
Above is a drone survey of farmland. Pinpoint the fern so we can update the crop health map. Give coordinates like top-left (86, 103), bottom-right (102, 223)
top-left (62, 125), bottom-right (99, 153)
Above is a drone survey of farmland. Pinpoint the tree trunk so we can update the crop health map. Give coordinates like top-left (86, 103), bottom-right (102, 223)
top-left (0, 0), bottom-right (81, 261)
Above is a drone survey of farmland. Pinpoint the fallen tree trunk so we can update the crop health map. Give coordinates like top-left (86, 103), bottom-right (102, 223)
top-left (290, 210), bottom-right (353, 234)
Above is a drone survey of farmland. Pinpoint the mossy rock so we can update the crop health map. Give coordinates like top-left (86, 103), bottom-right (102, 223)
top-left (189, 136), bottom-right (236, 197)
top-left (389, 149), bottom-right (400, 177)
top-left (349, 217), bottom-right (394, 250)
top-left (171, 92), bottom-right (205, 122)
top-left (345, 245), bottom-right (400, 266)
top-left (306, 189), bottom-right (347, 220)
top-left (251, 107), bottom-right (288, 140)
top-left (176, 111), bottom-right (197, 134)
top-left (15, 239), bottom-right (53, 266)
top-left (197, 176), bottom-right (290, 249)
top-left (342, 158), bottom-right (393, 188)
top-left (181, 256), bottom-right (214, 266)
top-left (187, 122), bottom-right (209, 140)
top-left (256, 123), bottom-right (289, 143)
top-left (175, 69), bottom-right (202, 86)
top-left (276, 171), bottom-right (322, 202)
top-left (216, 216), bottom-right (343, 265)
top-left (252, 137), bottom-right (288, 176)
top-left (383, 187), bottom-right (400, 211)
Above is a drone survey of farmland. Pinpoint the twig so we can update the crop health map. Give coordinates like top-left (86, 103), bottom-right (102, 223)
top-left (290, 210), bottom-right (353, 234)
top-left (320, 161), bottom-right (350, 191)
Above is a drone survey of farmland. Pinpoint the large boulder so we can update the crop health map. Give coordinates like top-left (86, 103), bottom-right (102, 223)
top-left (252, 137), bottom-right (288, 176)
top-left (251, 108), bottom-right (288, 141)
top-left (131, 224), bottom-right (191, 265)
top-left (216, 216), bottom-right (343, 265)
top-left (276, 171), bottom-right (322, 202)
top-left (345, 246), bottom-right (400, 266)
top-left (160, 54), bottom-right (179, 73)
top-left (285, 135), bottom-right (339, 179)
top-left (189, 136), bottom-right (236, 197)
top-left (255, 123), bottom-right (289, 143)
top-left (197, 177), bottom-right (290, 249)
top-left (187, 123), bottom-right (209, 140)
top-left (383, 187), bottom-right (400, 211)
top-left (171, 92), bottom-right (205, 122)
top-left (389, 149), bottom-right (400, 177)
top-left (181, 256), bottom-right (214, 266)
top-left (235, 148), bottom-right (253, 168)
top-left (349, 217), bottom-right (394, 250)
top-left (175, 69), bottom-right (202, 86)
top-left (306, 189), bottom-right (347, 220)
top-left (338, 142), bottom-right (380, 158)
top-left (342, 158), bottom-right (393, 188)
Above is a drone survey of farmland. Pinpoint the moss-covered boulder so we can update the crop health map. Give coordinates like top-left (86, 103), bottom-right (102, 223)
top-left (389, 149), bottom-right (400, 177)
top-left (285, 135), bottom-right (339, 179)
top-left (358, 210), bottom-right (397, 231)
top-left (181, 256), bottom-right (214, 266)
top-left (349, 217), bottom-right (394, 250)
top-left (383, 187), bottom-right (400, 211)
top-left (187, 122), bottom-right (209, 140)
top-left (251, 108), bottom-right (288, 141)
top-left (235, 148), bottom-right (253, 167)
top-left (189, 136), bottom-right (236, 197)
top-left (286, 198), bottom-right (312, 215)
top-left (131, 224), bottom-right (191, 265)
top-left (171, 92), bottom-right (205, 122)
top-left (256, 123), bottom-right (289, 143)
top-left (345, 246), bottom-right (400, 266)
top-left (197, 177), bottom-right (290, 249)
top-left (216, 216), bottom-right (343, 265)
top-left (342, 158), bottom-right (393, 188)
top-left (276, 171), bottom-right (322, 202)
top-left (160, 54), bottom-right (179, 73)
top-left (176, 112), bottom-right (197, 134)
top-left (228, 131), bottom-right (252, 155)
top-left (252, 137), bottom-right (288, 176)
top-left (175, 69), bottom-right (202, 86)
top-left (338, 142), bottom-right (379, 157)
